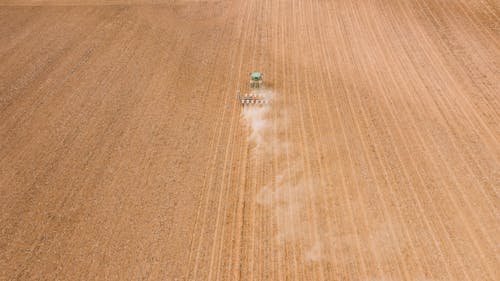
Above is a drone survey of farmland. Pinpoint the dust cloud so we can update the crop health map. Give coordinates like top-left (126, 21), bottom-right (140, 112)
top-left (241, 89), bottom-right (324, 259)
top-left (240, 89), bottom-right (277, 151)
top-left (241, 89), bottom-right (402, 265)
top-left (241, 105), bottom-right (270, 148)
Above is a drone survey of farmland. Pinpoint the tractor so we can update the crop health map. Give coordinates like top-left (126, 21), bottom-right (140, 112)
top-left (237, 72), bottom-right (269, 106)
top-left (250, 71), bottom-right (263, 89)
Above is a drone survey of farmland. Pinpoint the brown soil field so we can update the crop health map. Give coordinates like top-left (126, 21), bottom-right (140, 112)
top-left (1, 0), bottom-right (499, 280)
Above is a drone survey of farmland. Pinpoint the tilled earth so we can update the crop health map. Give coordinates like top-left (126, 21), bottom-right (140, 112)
top-left (0, 0), bottom-right (499, 280)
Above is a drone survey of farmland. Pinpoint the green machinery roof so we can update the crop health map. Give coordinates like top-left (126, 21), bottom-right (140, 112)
top-left (251, 72), bottom-right (262, 81)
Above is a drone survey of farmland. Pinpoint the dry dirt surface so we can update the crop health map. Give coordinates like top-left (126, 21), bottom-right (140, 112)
top-left (1, 0), bottom-right (499, 280)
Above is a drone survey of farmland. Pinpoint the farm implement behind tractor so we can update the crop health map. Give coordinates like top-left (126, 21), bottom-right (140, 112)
top-left (237, 72), bottom-right (270, 106)
top-left (237, 92), bottom-right (270, 105)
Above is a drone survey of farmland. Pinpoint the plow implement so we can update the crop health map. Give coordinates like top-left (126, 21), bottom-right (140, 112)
top-left (237, 92), bottom-right (270, 105)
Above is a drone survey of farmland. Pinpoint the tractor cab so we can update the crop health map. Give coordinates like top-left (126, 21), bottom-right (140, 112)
top-left (250, 72), bottom-right (263, 89)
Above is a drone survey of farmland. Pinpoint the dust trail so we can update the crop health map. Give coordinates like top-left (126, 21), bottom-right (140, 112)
top-left (241, 88), bottom-right (322, 257)
top-left (241, 89), bottom-right (403, 265)
top-left (240, 89), bottom-right (277, 150)
top-left (241, 105), bottom-right (270, 149)
top-left (241, 88), bottom-right (327, 261)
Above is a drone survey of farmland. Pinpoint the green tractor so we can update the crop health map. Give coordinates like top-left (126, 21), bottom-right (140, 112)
top-left (237, 72), bottom-right (269, 106)
top-left (250, 71), bottom-right (263, 89)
